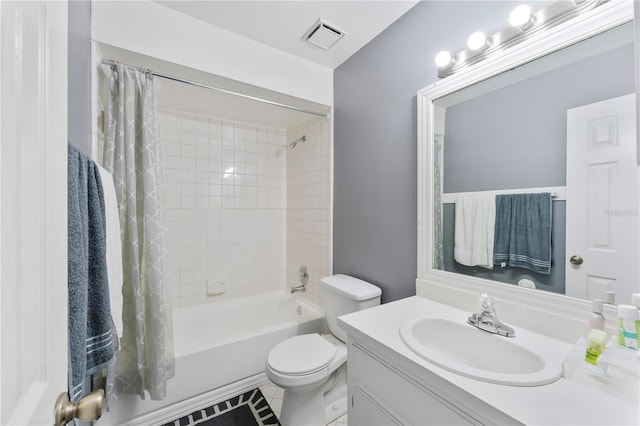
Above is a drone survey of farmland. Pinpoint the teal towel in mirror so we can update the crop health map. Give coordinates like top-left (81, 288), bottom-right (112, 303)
top-left (493, 193), bottom-right (552, 275)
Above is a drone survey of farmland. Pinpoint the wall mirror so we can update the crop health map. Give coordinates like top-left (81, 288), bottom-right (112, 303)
top-left (418, 0), bottom-right (638, 306)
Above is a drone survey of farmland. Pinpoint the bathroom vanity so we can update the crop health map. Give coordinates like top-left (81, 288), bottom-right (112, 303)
top-left (338, 296), bottom-right (640, 425)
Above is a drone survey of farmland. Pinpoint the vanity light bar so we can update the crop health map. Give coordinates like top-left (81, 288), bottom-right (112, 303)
top-left (435, 0), bottom-right (609, 78)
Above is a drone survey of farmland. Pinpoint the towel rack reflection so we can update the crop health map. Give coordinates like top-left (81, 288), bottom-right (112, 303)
top-left (442, 186), bottom-right (566, 204)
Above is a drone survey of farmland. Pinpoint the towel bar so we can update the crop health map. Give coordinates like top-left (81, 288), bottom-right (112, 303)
top-left (442, 186), bottom-right (566, 203)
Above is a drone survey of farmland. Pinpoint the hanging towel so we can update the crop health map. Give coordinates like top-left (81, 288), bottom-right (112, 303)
top-left (97, 165), bottom-right (124, 346)
top-left (493, 193), bottom-right (552, 275)
top-left (454, 195), bottom-right (496, 269)
top-left (67, 144), bottom-right (115, 403)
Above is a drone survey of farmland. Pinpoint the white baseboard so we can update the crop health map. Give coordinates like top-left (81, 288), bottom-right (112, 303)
top-left (112, 373), bottom-right (270, 426)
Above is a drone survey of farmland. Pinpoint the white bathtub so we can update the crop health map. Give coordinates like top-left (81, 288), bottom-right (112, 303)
top-left (108, 291), bottom-right (325, 425)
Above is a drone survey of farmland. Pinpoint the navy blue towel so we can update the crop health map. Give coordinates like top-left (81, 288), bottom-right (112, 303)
top-left (493, 193), bottom-right (552, 275)
top-left (67, 144), bottom-right (114, 403)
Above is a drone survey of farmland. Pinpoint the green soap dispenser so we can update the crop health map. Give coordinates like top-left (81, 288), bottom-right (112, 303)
top-left (585, 329), bottom-right (606, 365)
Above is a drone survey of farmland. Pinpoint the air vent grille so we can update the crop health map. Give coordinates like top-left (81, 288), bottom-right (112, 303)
top-left (303, 20), bottom-right (345, 50)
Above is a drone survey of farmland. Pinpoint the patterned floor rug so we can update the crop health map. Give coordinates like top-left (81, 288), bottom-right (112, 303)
top-left (162, 388), bottom-right (280, 426)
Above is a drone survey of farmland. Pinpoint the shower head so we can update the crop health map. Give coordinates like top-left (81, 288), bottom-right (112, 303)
top-left (289, 135), bottom-right (306, 149)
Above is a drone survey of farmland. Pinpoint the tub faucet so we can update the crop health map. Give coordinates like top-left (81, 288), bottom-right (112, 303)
top-left (290, 284), bottom-right (306, 294)
top-left (467, 293), bottom-right (516, 338)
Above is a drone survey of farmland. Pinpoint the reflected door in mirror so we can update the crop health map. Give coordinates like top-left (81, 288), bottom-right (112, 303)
top-left (566, 94), bottom-right (639, 305)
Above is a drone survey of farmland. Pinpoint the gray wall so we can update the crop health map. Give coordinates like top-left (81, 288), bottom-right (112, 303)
top-left (68, 0), bottom-right (92, 156)
top-left (334, 1), bottom-right (517, 303)
top-left (443, 43), bottom-right (634, 193)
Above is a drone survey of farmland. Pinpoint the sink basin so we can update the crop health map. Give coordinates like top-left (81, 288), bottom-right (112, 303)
top-left (399, 315), bottom-right (564, 386)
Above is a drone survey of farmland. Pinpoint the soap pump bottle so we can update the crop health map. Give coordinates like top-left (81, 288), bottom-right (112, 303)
top-left (588, 299), bottom-right (605, 332)
top-left (617, 304), bottom-right (639, 350)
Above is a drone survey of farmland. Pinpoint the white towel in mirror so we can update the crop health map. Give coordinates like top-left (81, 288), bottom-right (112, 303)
top-left (454, 195), bottom-right (496, 269)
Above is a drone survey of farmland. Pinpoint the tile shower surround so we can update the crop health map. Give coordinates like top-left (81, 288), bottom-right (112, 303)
top-left (158, 109), bottom-right (330, 307)
top-left (286, 117), bottom-right (331, 307)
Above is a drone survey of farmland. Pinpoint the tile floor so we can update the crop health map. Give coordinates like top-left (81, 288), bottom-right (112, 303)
top-left (259, 383), bottom-right (348, 426)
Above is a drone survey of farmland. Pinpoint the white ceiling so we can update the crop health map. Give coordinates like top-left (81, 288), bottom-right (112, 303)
top-left (116, 1), bottom-right (419, 129)
top-left (154, 0), bottom-right (420, 69)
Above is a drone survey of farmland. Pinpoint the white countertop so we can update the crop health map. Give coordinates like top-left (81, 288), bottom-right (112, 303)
top-left (338, 296), bottom-right (640, 425)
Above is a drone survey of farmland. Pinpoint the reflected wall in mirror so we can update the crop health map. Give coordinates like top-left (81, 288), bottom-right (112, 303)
top-left (419, 1), bottom-right (639, 306)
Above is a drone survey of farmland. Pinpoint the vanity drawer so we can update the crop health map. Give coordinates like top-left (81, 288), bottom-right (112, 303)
top-left (350, 385), bottom-right (401, 426)
top-left (348, 342), bottom-right (475, 425)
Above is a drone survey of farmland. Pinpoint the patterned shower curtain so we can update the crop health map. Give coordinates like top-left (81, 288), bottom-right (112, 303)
top-left (102, 63), bottom-right (175, 400)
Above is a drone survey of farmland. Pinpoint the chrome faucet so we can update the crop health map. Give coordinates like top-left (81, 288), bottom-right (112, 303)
top-left (468, 293), bottom-right (515, 338)
top-left (290, 284), bottom-right (306, 294)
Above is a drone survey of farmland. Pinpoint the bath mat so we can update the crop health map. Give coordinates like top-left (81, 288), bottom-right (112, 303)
top-left (162, 388), bottom-right (280, 426)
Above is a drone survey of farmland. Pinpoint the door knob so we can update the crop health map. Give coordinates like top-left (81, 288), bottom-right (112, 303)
top-left (569, 255), bottom-right (584, 265)
top-left (54, 389), bottom-right (104, 426)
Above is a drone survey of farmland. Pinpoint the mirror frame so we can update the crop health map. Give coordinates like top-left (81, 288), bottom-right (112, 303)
top-left (416, 1), bottom-right (635, 320)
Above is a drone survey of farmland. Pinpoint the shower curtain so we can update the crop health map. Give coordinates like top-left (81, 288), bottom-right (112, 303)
top-left (102, 63), bottom-right (174, 401)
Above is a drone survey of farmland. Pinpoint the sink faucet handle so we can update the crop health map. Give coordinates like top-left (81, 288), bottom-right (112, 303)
top-left (477, 293), bottom-right (495, 313)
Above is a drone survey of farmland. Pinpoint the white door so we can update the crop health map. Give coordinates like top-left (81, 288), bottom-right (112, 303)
top-left (1, 1), bottom-right (69, 424)
top-left (566, 94), bottom-right (639, 305)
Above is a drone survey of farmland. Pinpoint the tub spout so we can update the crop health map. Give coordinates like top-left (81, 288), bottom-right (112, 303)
top-left (290, 284), bottom-right (306, 294)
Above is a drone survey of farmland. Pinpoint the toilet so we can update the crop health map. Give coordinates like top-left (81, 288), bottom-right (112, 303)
top-left (265, 274), bottom-right (381, 426)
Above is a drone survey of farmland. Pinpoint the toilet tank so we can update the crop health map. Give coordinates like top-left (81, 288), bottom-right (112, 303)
top-left (320, 274), bottom-right (382, 342)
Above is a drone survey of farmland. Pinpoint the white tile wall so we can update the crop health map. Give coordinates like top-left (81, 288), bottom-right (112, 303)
top-left (287, 116), bottom-right (332, 306)
top-left (159, 108), bottom-right (288, 307)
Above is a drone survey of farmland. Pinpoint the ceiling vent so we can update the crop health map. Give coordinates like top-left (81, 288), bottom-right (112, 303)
top-left (303, 20), bottom-right (345, 50)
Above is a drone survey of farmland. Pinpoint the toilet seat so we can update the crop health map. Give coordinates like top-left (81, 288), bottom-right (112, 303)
top-left (267, 333), bottom-right (336, 376)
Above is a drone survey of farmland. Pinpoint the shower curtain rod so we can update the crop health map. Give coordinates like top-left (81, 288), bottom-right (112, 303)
top-left (101, 59), bottom-right (329, 118)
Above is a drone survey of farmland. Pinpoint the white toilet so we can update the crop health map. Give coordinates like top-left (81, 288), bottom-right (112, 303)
top-left (265, 274), bottom-right (382, 426)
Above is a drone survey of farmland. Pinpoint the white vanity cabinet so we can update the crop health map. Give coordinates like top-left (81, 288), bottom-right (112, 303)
top-left (347, 340), bottom-right (478, 425)
top-left (346, 335), bottom-right (524, 425)
top-left (341, 297), bottom-right (640, 426)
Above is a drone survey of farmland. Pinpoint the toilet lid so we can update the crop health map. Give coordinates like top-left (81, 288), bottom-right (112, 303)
top-left (268, 334), bottom-right (336, 375)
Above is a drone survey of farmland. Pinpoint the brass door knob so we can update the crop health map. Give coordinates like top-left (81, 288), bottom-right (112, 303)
top-left (54, 389), bottom-right (104, 426)
top-left (569, 255), bottom-right (584, 265)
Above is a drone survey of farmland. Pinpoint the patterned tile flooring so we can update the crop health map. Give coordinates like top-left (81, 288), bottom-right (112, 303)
top-left (259, 383), bottom-right (348, 426)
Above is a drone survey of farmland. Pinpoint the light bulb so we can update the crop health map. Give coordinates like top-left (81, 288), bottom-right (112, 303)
top-left (435, 51), bottom-right (453, 68)
top-left (509, 5), bottom-right (533, 30)
top-left (467, 31), bottom-right (488, 51)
